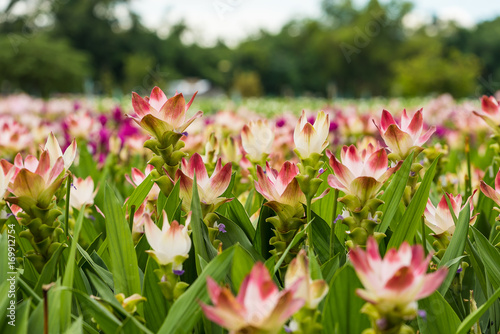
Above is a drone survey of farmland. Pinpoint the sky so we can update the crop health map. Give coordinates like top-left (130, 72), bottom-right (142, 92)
top-left (130, 0), bottom-right (500, 46)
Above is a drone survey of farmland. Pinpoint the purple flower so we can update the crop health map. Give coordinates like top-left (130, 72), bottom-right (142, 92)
top-left (329, 121), bottom-right (338, 132)
top-left (173, 269), bottom-right (185, 276)
top-left (318, 168), bottom-right (325, 175)
top-left (418, 309), bottom-right (427, 320)
top-left (333, 214), bottom-right (343, 224)
top-left (218, 223), bottom-right (226, 233)
top-left (275, 118), bottom-right (286, 128)
top-left (456, 268), bottom-right (463, 274)
top-left (376, 318), bottom-right (388, 330)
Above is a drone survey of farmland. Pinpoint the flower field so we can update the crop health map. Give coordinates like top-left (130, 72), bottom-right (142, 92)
top-left (1, 89), bottom-right (500, 334)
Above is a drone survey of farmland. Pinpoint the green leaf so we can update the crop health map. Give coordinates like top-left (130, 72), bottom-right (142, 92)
top-left (231, 246), bottom-right (255, 292)
top-left (226, 197), bottom-right (255, 241)
top-left (164, 180), bottom-right (180, 222)
top-left (216, 214), bottom-right (262, 261)
top-left (157, 245), bottom-right (237, 334)
top-left (322, 265), bottom-right (370, 334)
top-left (311, 210), bottom-right (331, 264)
top-left (455, 286), bottom-right (500, 334)
top-left (142, 258), bottom-right (168, 332)
top-left (61, 208), bottom-right (85, 331)
top-left (418, 292), bottom-right (460, 334)
top-left (320, 254), bottom-right (340, 284)
top-left (253, 204), bottom-right (274, 259)
top-left (471, 227), bottom-right (500, 289)
top-left (103, 184), bottom-right (142, 296)
top-left (273, 222), bottom-right (311, 274)
top-left (376, 152), bottom-right (413, 233)
top-left (33, 243), bottom-right (67, 294)
top-left (438, 201), bottom-right (470, 295)
top-left (76, 244), bottom-right (114, 289)
top-left (123, 173), bottom-right (154, 213)
top-left (388, 156), bottom-right (439, 248)
top-left (63, 317), bottom-right (83, 334)
top-left (190, 174), bottom-right (218, 274)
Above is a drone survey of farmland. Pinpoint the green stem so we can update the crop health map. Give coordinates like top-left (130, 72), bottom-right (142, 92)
top-left (421, 216), bottom-right (427, 256)
top-left (64, 174), bottom-right (72, 240)
top-left (330, 189), bottom-right (339, 257)
top-left (306, 196), bottom-right (313, 251)
top-left (465, 136), bottom-right (472, 198)
top-left (129, 205), bottom-right (136, 230)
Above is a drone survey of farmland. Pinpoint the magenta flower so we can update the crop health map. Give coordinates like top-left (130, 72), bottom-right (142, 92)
top-left (480, 168), bottom-right (500, 206)
top-left (327, 144), bottom-right (400, 203)
top-left (131, 87), bottom-right (202, 139)
top-left (373, 109), bottom-right (435, 160)
top-left (473, 95), bottom-right (500, 130)
top-left (424, 192), bottom-right (476, 236)
top-left (175, 153), bottom-right (232, 212)
top-left (200, 262), bottom-right (304, 334)
top-left (350, 237), bottom-right (447, 315)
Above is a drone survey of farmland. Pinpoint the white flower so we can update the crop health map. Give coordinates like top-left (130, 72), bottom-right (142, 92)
top-left (144, 210), bottom-right (191, 270)
top-left (44, 132), bottom-right (77, 170)
top-left (241, 120), bottom-right (274, 162)
top-left (293, 110), bottom-right (329, 159)
top-left (70, 176), bottom-right (96, 210)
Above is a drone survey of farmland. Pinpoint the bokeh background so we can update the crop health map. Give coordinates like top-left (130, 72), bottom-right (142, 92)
top-left (0, 0), bottom-right (499, 99)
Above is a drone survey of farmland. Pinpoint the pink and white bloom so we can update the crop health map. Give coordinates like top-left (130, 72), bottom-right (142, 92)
top-left (285, 249), bottom-right (329, 309)
top-left (130, 87), bottom-right (202, 138)
top-left (473, 95), bottom-right (500, 130)
top-left (373, 109), bottom-right (435, 159)
top-left (200, 262), bottom-right (305, 334)
top-left (44, 132), bottom-right (77, 170)
top-left (176, 153), bottom-right (232, 212)
top-left (480, 168), bottom-right (500, 207)
top-left (125, 165), bottom-right (160, 202)
top-left (327, 144), bottom-right (400, 203)
top-left (350, 237), bottom-right (448, 314)
top-left (241, 120), bottom-right (274, 163)
top-left (424, 192), bottom-right (476, 236)
top-left (0, 160), bottom-right (15, 199)
top-left (64, 111), bottom-right (94, 140)
top-left (144, 210), bottom-right (191, 270)
top-left (0, 116), bottom-right (32, 155)
top-left (255, 161), bottom-right (305, 213)
top-left (70, 176), bottom-right (96, 210)
top-left (8, 151), bottom-right (66, 210)
top-left (293, 110), bottom-right (330, 159)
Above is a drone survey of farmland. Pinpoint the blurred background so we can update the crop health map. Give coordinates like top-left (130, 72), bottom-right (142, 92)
top-left (0, 0), bottom-right (499, 99)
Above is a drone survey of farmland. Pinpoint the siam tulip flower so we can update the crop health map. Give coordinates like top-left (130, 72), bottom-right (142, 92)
top-left (0, 160), bottom-right (15, 199)
top-left (130, 86), bottom-right (202, 138)
top-left (8, 151), bottom-right (66, 211)
top-left (241, 120), bottom-right (275, 163)
top-left (125, 165), bottom-right (160, 202)
top-left (472, 95), bottom-right (500, 131)
top-left (285, 249), bottom-right (328, 309)
top-left (424, 192), bottom-right (476, 236)
top-left (200, 262), bottom-right (305, 334)
top-left (44, 132), bottom-right (77, 170)
top-left (64, 111), bottom-right (94, 140)
top-left (373, 109), bottom-right (435, 160)
top-left (0, 116), bottom-right (32, 156)
top-left (254, 161), bottom-right (305, 217)
top-left (480, 168), bottom-right (500, 207)
top-left (327, 144), bottom-right (400, 203)
top-left (115, 293), bottom-right (146, 314)
top-left (176, 153), bottom-right (232, 213)
top-left (144, 210), bottom-right (191, 270)
top-left (293, 110), bottom-right (330, 160)
top-left (350, 237), bottom-right (448, 316)
top-left (70, 176), bottom-right (96, 210)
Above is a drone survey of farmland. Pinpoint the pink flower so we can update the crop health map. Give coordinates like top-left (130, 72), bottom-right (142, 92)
top-left (327, 144), bottom-right (400, 203)
top-left (373, 109), bottom-right (435, 159)
top-left (176, 153), bottom-right (232, 212)
top-left (64, 111), bottom-right (94, 140)
top-left (254, 161), bottom-right (305, 210)
top-left (0, 160), bottom-right (15, 199)
top-left (200, 262), bottom-right (305, 334)
top-left (350, 237), bottom-right (447, 314)
top-left (130, 87), bottom-right (202, 138)
top-left (8, 151), bottom-right (66, 210)
top-left (424, 192), bottom-right (476, 236)
top-left (0, 116), bottom-right (32, 155)
top-left (473, 95), bottom-right (500, 130)
top-left (125, 165), bottom-right (160, 202)
top-left (480, 168), bottom-right (500, 206)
